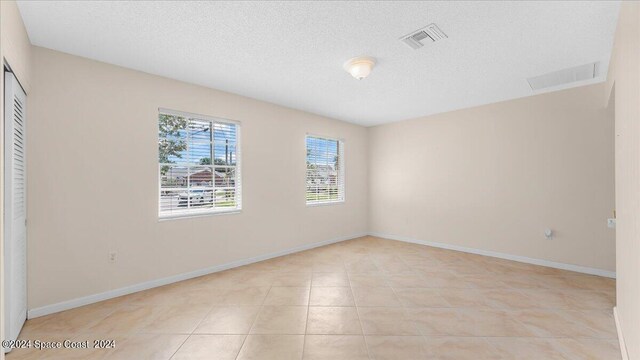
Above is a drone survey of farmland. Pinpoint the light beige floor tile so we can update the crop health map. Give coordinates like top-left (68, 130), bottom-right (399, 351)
top-left (312, 263), bottom-right (346, 273)
top-left (481, 289), bottom-right (543, 309)
top-left (422, 337), bottom-right (501, 360)
top-left (272, 273), bottom-right (312, 287)
top-left (351, 287), bottom-right (402, 307)
top-left (264, 287), bottom-right (310, 306)
top-left (529, 275), bottom-right (578, 290)
top-left (486, 337), bottom-right (567, 360)
top-left (309, 287), bottom-right (355, 306)
top-left (560, 274), bottom-right (616, 292)
top-left (139, 304), bottom-right (211, 334)
top-left (394, 288), bottom-right (450, 307)
top-left (194, 306), bottom-right (260, 334)
top-left (108, 334), bottom-right (187, 360)
top-left (498, 273), bottom-right (547, 289)
top-left (348, 274), bottom-right (389, 288)
top-left (512, 309), bottom-right (599, 338)
top-left (214, 287), bottom-right (270, 305)
top-left (170, 335), bottom-right (245, 360)
top-left (513, 289), bottom-right (574, 309)
top-left (554, 338), bottom-right (622, 360)
top-left (437, 288), bottom-right (492, 307)
top-left (366, 336), bottom-right (426, 360)
top-left (303, 335), bottom-right (369, 360)
top-left (170, 286), bottom-right (220, 307)
top-left (312, 273), bottom-right (350, 287)
top-left (37, 347), bottom-right (113, 360)
top-left (562, 290), bottom-right (616, 310)
top-left (561, 310), bottom-right (618, 339)
top-left (250, 306), bottom-right (308, 334)
top-left (459, 274), bottom-right (510, 289)
top-left (408, 259), bottom-right (450, 270)
top-left (236, 335), bottom-right (304, 360)
top-left (386, 274), bottom-right (428, 288)
top-left (345, 258), bottom-right (380, 273)
top-left (375, 261), bottom-right (412, 274)
top-left (86, 305), bottom-right (165, 335)
top-left (358, 307), bottom-right (419, 335)
top-left (444, 262), bottom-right (490, 276)
top-left (409, 271), bottom-right (464, 288)
top-left (441, 275), bottom-right (485, 289)
top-left (17, 302), bottom-right (117, 338)
top-left (409, 308), bottom-right (533, 337)
top-left (467, 309), bottom-right (535, 337)
top-left (306, 307), bottom-right (362, 335)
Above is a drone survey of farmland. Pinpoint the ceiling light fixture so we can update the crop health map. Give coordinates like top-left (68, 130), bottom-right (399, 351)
top-left (343, 56), bottom-right (376, 80)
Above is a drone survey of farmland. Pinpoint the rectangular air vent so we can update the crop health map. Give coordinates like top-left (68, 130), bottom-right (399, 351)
top-left (527, 62), bottom-right (599, 91)
top-left (401, 23), bottom-right (447, 50)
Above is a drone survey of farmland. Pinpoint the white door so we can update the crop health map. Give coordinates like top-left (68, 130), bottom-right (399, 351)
top-left (3, 71), bottom-right (27, 351)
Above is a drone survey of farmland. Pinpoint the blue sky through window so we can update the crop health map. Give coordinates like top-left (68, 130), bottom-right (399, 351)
top-left (307, 136), bottom-right (338, 168)
top-left (165, 122), bottom-right (237, 165)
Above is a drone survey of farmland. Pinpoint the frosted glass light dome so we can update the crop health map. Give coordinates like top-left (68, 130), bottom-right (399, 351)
top-left (343, 56), bottom-right (376, 80)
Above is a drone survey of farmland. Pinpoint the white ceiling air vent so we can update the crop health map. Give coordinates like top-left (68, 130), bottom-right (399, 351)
top-left (400, 23), bottom-right (448, 50)
top-left (527, 62), bottom-right (599, 91)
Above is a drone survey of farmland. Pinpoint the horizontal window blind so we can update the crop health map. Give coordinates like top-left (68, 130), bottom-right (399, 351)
top-left (159, 110), bottom-right (241, 218)
top-left (306, 135), bottom-right (344, 205)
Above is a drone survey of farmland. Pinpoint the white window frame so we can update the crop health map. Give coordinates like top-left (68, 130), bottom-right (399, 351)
top-left (305, 134), bottom-right (345, 206)
top-left (158, 108), bottom-right (242, 220)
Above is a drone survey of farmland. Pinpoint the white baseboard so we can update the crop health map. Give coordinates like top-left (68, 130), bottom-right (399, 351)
top-left (369, 232), bottom-right (616, 278)
top-left (614, 306), bottom-right (629, 360)
top-left (27, 233), bottom-right (366, 319)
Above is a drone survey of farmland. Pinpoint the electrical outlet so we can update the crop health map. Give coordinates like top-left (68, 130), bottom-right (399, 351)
top-left (109, 252), bottom-right (117, 263)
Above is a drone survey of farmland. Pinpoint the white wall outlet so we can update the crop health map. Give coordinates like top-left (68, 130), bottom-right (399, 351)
top-left (607, 218), bottom-right (616, 229)
top-left (109, 252), bottom-right (117, 263)
top-left (544, 228), bottom-right (553, 239)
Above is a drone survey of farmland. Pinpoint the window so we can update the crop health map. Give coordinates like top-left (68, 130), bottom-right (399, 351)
top-left (306, 135), bottom-right (344, 205)
top-left (158, 109), bottom-right (241, 218)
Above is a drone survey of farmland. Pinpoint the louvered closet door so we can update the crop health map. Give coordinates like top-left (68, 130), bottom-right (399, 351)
top-left (3, 71), bottom-right (27, 350)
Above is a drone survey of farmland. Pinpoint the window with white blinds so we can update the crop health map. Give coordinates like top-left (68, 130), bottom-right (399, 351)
top-left (306, 135), bottom-right (345, 205)
top-left (158, 109), bottom-right (241, 218)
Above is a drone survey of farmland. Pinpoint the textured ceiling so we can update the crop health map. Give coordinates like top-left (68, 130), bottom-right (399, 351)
top-left (17, 1), bottom-right (620, 126)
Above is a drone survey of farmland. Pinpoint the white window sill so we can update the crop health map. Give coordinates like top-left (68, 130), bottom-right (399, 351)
top-left (159, 208), bottom-right (242, 221)
top-left (306, 200), bottom-right (345, 207)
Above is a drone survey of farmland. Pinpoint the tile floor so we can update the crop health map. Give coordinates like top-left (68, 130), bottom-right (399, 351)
top-left (7, 236), bottom-right (620, 359)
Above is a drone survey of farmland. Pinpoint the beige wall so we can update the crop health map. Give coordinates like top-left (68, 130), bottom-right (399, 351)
top-left (1, 1), bottom-right (32, 357)
top-left (0, 1), bottom-right (32, 92)
top-left (369, 83), bottom-right (615, 272)
top-left (27, 47), bottom-right (368, 310)
top-left (606, 2), bottom-right (640, 359)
